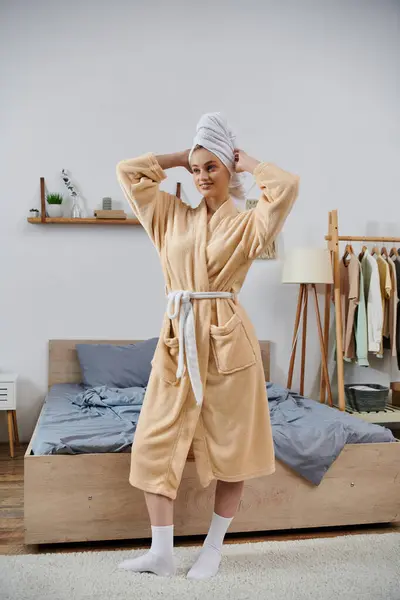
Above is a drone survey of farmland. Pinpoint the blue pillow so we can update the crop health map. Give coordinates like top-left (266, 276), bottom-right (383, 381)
top-left (76, 338), bottom-right (158, 389)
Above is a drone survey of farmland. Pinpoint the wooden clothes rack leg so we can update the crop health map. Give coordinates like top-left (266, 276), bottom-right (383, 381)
top-left (325, 210), bottom-right (355, 411)
top-left (329, 210), bottom-right (345, 411)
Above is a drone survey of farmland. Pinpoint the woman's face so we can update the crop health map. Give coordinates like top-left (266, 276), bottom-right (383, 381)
top-left (190, 147), bottom-right (231, 200)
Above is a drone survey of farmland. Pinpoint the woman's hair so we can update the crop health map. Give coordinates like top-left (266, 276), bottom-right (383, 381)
top-left (192, 144), bottom-right (203, 152)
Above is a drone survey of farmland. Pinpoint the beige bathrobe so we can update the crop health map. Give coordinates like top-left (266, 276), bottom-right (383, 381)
top-left (116, 153), bottom-right (299, 500)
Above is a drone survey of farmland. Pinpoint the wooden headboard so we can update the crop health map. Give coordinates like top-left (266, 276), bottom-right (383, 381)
top-left (48, 339), bottom-right (271, 387)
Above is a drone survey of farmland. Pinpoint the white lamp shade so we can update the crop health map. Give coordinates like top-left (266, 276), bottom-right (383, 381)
top-left (282, 248), bottom-right (333, 284)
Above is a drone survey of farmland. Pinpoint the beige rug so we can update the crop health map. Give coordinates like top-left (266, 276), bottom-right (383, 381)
top-left (1, 533), bottom-right (399, 600)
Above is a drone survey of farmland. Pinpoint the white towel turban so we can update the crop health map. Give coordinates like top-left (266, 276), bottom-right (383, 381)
top-left (189, 112), bottom-right (246, 202)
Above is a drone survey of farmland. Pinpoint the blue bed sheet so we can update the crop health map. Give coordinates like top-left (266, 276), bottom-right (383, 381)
top-left (31, 383), bottom-right (144, 455)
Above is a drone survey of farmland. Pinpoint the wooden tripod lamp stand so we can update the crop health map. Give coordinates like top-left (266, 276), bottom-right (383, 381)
top-left (282, 248), bottom-right (334, 404)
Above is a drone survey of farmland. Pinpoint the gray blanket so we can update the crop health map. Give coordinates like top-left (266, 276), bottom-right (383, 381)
top-left (32, 385), bottom-right (145, 455)
top-left (266, 383), bottom-right (396, 484)
top-left (31, 382), bottom-right (396, 485)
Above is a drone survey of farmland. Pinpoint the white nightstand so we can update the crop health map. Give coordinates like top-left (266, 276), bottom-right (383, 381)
top-left (0, 374), bottom-right (19, 458)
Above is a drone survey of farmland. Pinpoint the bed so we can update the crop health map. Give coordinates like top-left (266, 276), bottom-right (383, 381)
top-left (24, 340), bottom-right (400, 545)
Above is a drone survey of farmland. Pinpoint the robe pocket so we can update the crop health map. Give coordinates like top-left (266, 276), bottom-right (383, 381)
top-left (154, 335), bottom-right (181, 386)
top-left (210, 313), bottom-right (256, 374)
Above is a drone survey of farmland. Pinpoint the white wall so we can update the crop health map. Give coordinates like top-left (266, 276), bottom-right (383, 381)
top-left (1, 0), bottom-right (399, 442)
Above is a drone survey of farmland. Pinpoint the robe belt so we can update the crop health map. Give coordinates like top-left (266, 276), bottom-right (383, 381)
top-left (166, 290), bottom-right (235, 406)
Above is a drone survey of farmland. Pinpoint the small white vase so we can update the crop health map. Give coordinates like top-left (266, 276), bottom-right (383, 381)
top-left (71, 195), bottom-right (85, 218)
top-left (47, 204), bottom-right (63, 218)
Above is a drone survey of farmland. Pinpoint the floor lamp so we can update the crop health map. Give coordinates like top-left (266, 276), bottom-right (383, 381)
top-left (282, 248), bottom-right (334, 405)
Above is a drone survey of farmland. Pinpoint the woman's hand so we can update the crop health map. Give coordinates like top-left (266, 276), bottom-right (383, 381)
top-left (234, 149), bottom-right (260, 174)
top-left (156, 150), bottom-right (191, 172)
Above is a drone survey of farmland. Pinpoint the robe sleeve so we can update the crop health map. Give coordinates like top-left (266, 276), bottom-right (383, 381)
top-left (240, 162), bottom-right (299, 260)
top-left (116, 153), bottom-right (175, 250)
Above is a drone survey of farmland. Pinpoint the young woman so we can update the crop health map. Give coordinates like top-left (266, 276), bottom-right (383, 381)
top-left (116, 113), bottom-right (299, 579)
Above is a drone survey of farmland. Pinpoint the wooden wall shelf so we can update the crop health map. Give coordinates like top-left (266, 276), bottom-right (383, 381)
top-left (27, 217), bottom-right (140, 226)
top-left (28, 175), bottom-right (184, 229)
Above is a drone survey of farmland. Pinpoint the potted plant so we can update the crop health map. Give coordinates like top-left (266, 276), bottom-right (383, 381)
top-left (46, 193), bottom-right (64, 218)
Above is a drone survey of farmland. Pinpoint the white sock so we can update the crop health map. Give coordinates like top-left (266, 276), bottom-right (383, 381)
top-left (187, 512), bottom-right (233, 580)
top-left (119, 525), bottom-right (175, 576)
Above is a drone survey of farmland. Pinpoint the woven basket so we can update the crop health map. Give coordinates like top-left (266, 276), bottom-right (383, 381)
top-left (344, 384), bottom-right (389, 412)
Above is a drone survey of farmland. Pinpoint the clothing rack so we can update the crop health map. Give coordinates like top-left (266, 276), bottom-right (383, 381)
top-left (325, 209), bottom-right (400, 411)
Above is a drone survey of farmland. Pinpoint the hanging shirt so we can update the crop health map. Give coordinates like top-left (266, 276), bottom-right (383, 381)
top-left (361, 250), bottom-right (383, 353)
top-left (340, 255), bottom-right (360, 361)
top-left (395, 256), bottom-right (400, 369)
top-left (374, 254), bottom-right (392, 357)
top-left (355, 266), bottom-right (369, 366)
top-left (387, 257), bottom-right (398, 357)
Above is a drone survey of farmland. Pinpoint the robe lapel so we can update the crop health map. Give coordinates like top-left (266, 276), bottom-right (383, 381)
top-left (207, 197), bottom-right (238, 234)
top-left (191, 200), bottom-right (212, 396)
top-left (193, 200), bottom-right (210, 293)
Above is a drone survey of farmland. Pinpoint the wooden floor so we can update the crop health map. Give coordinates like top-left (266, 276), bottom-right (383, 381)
top-left (1, 443), bottom-right (398, 556)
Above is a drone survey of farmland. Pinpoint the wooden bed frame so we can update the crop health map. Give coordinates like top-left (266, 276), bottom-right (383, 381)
top-left (24, 340), bottom-right (400, 545)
